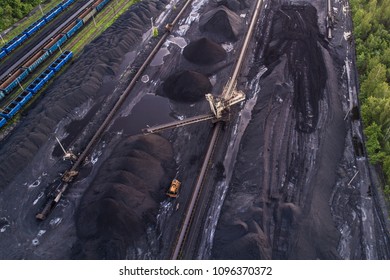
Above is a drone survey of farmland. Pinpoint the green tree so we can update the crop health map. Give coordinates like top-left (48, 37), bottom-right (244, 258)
top-left (352, 0), bottom-right (390, 202)
top-left (365, 122), bottom-right (386, 163)
top-left (0, 0), bottom-right (42, 30)
top-left (361, 63), bottom-right (390, 98)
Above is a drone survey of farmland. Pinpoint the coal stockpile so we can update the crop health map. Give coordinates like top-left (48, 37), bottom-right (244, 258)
top-left (263, 4), bottom-right (327, 133)
top-left (0, 0), bottom-right (168, 187)
top-left (211, 2), bottom-right (346, 260)
top-left (159, 70), bottom-right (212, 103)
top-left (183, 38), bottom-right (227, 65)
top-left (212, 199), bottom-right (273, 259)
top-left (220, 0), bottom-right (250, 11)
top-left (72, 134), bottom-right (175, 259)
top-left (199, 6), bottom-right (243, 43)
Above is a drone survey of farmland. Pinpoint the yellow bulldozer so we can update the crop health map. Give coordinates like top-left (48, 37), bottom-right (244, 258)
top-left (166, 179), bottom-right (181, 198)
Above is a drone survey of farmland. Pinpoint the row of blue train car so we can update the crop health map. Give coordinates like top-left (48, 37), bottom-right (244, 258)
top-left (0, 0), bottom-right (75, 61)
top-left (0, 51), bottom-right (73, 129)
top-left (0, 0), bottom-right (112, 100)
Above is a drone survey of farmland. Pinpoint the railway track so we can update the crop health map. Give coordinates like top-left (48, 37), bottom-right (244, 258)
top-left (170, 0), bottom-right (264, 259)
top-left (0, 0), bottom-right (76, 63)
top-left (0, 0), bottom-right (94, 82)
top-left (0, 0), bottom-right (115, 127)
top-left (36, 0), bottom-right (198, 220)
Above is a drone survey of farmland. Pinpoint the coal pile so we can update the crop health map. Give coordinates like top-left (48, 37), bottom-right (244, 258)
top-left (72, 134), bottom-right (175, 259)
top-left (216, 0), bottom-right (250, 11)
top-left (263, 3), bottom-right (327, 133)
top-left (160, 70), bottom-right (212, 103)
top-left (183, 37), bottom-right (227, 65)
top-left (211, 3), bottom-right (345, 260)
top-left (212, 198), bottom-right (273, 259)
top-left (0, 0), bottom-right (168, 187)
top-left (199, 6), bottom-right (243, 43)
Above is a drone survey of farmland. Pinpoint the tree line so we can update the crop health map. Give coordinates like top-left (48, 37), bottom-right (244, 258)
top-left (350, 0), bottom-right (390, 198)
top-left (0, 0), bottom-right (44, 31)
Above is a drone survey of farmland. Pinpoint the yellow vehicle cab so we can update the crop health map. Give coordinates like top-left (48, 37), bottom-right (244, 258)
top-left (166, 179), bottom-right (181, 198)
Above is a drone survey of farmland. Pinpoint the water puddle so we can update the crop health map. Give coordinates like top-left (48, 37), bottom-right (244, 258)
top-left (27, 172), bottom-right (48, 189)
top-left (28, 179), bottom-right (41, 189)
top-left (118, 51), bottom-right (137, 74)
top-left (177, 25), bottom-right (190, 36)
top-left (167, 35), bottom-right (187, 49)
top-left (176, 0), bottom-right (209, 36)
top-left (150, 48), bottom-right (170, 67)
top-left (141, 75), bottom-right (150, 83)
top-left (110, 94), bottom-right (175, 135)
top-left (155, 1), bottom-right (177, 26)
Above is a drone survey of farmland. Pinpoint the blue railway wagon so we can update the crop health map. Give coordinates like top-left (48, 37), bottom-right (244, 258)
top-left (3, 37), bottom-right (17, 53)
top-left (23, 18), bottom-right (46, 38)
top-left (23, 18), bottom-right (45, 37)
top-left (23, 23), bottom-right (40, 37)
top-left (49, 56), bottom-right (66, 72)
top-left (34, 18), bottom-right (46, 30)
top-left (39, 69), bottom-right (55, 84)
top-left (0, 90), bottom-right (5, 100)
top-left (0, 68), bottom-right (29, 95)
top-left (14, 90), bottom-right (33, 107)
top-left (43, 34), bottom-right (67, 54)
top-left (28, 51), bottom-right (72, 94)
top-left (50, 50), bottom-right (73, 72)
top-left (23, 50), bottom-right (50, 73)
top-left (18, 68), bottom-right (30, 82)
top-left (4, 33), bottom-right (28, 53)
top-left (26, 68), bottom-right (54, 94)
top-left (61, 0), bottom-right (75, 9)
top-left (26, 75), bottom-right (47, 95)
top-left (45, 5), bottom-right (63, 22)
top-left (1, 101), bottom-right (22, 119)
top-left (61, 50), bottom-right (73, 61)
top-left (0, 117), bottom-right (6, 128)
top-left (0, 50), bottom-right (6, 60)
top-left (49, 50), bottom-right (72, 72)
top-left (27, 78), bottom-right (46, 95)
top-left (64, 19), bottom-right (84, 38)
top-left (49, 58), bottom-right (64, 72)
top-left (96, 0), bottom-right (110, 12)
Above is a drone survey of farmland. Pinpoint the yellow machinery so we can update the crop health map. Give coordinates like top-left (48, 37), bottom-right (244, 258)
top-left (167, 179), bottom-right (181, 198)
top-left (205, 80), bottom-right (245, 120)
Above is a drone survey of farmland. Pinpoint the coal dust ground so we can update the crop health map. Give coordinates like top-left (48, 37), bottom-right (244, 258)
top-left (209, 0), bottom-right (390, 259)
top-left (0, 0), bottom-right (389, 260)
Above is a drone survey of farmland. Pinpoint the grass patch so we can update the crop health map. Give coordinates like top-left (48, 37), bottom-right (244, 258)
top-left (70, 0), bottom-right (139, 55)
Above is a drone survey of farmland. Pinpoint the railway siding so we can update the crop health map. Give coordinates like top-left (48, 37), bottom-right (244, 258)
top-left (0, 0), bottom-right (115, 129)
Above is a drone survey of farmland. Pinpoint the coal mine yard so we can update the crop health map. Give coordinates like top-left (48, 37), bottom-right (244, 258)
top-left (0, 0), bottom-right (389, 260)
